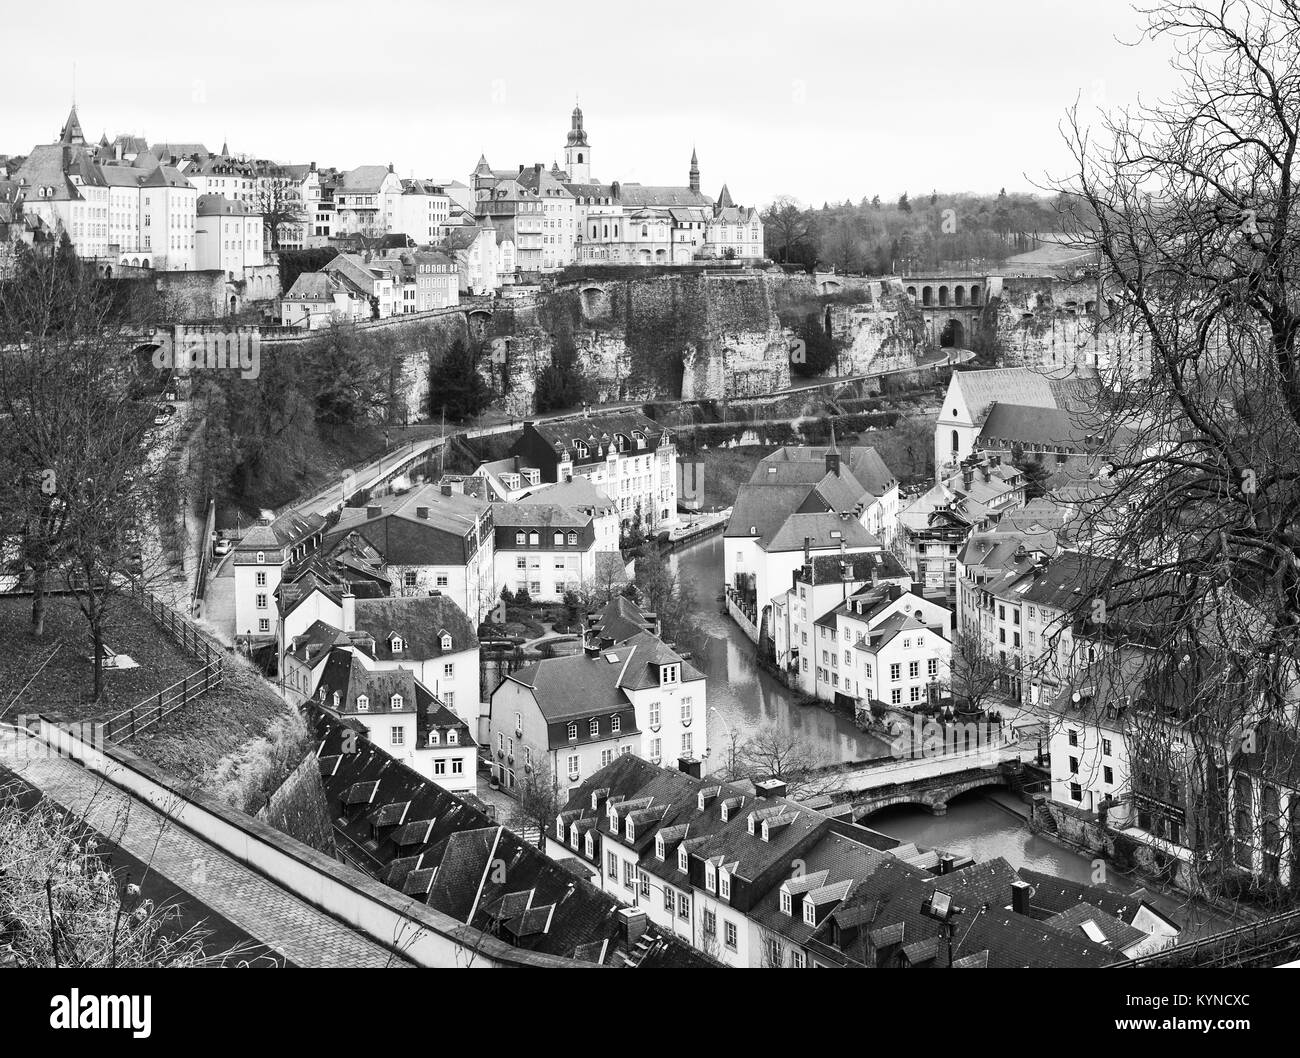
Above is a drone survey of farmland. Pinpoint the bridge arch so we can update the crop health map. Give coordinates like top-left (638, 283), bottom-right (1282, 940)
top-left (921, 285), bottom-right (933, 306)
top-left (970, 284), bottom-right (981, 304)
top-left (938, 284), bottom-right (949, 306)
top-left (954, 284), bottom-right (965, 306)
top-left (818, 277), bottom-right (843, 295)
top-left (940, 318), bottom-right (965, 349)
top-left (906, 285), bottom-right (917, 299)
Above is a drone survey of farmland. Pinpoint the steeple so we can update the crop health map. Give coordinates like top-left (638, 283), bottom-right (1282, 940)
top-left (716, 183), bottom-right (735, 209)
top-left (689, 147), bottom-right (700, 193)
top-left (564, 103), bottom-right (591, 184)
top-left (59, 105), bottom-right (86, 147)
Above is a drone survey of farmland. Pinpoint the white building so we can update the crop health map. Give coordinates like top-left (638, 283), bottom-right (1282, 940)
top-left (488, 609), bottom-right (704, 795)
top-left (196, 194), bottom-right (264, 279)
top-left (229, 510), bottom-right (327, 645)
top-left (323, 483), bottom-right (497, 625)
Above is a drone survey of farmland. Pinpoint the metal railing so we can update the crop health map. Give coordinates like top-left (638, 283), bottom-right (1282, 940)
top-left (102, 585), bottom-right (227, 743)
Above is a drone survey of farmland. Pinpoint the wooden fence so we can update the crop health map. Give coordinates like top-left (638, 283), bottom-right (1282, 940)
top-left (103, 585), bottom-right (227, 743)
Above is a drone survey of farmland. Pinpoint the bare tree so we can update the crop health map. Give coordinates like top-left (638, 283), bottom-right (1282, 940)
top-left (255, 177), bottom-right (307, 252)
top-left (761, 195), bottom-right (814, 263)
top-left (506, 757), bottom-right (563, 850)
top-left (1044, 0), bottom-right (1300, 905)
top-left (0, 241), bottom-right (156, 697)
top-left (719, 724), bottom-right (844, 800)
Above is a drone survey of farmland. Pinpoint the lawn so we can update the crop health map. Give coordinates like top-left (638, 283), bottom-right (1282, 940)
top-left (0, 594), bottom-right (199, 724)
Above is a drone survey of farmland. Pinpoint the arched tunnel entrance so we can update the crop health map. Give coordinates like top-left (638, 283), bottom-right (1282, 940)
top-left (940, 318), bottom-right (965, 349)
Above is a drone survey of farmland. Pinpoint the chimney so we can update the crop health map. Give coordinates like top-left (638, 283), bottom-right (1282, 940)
top-left (584, 637), bottom-right (601, 658)
top-left (754, 778), bottom-right (788, 799)
top-left (1011, 880), bottom-right (1032, 916)
top-left (416, 505), bottom-right (430, 519)
top-left (678, 757), bottom-right (702, 779)
top-left (617, 906), bottom-right (647, 947)
top-left (440, 483), bottom-right (453, 497)
top-left (825, 451), bottom-right (841, 477)
top-left (962, 467), bottom-right (974, 490)
top-left (366, 505), bottom-right (382, 519)
top-left (939, 854), bottom-right (956, 875)
top-left (341, 592), bottom-right (356, 632)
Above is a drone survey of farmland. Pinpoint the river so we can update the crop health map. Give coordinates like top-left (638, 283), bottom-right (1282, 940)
top-left (669, 533), bottom-right (895, 768)
top-left (670, 532), bottom-right (1236, 939)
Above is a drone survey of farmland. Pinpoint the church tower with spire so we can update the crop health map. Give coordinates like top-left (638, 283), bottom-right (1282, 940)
top-left (689, 147), bottom-right (700, 193)
top-left (564, 104), bottom-right (591, 183)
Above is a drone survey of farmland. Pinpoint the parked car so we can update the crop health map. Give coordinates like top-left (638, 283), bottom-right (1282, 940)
top-left (213, 537), bottom-right (232, 557)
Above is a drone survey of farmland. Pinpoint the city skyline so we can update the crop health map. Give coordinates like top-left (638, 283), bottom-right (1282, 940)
top-left (4, 0), bottom-right (1182, 209)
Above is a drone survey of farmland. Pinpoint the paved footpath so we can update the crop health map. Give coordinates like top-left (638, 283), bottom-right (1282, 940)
top-left (1, 731), bottom-right (412, 968)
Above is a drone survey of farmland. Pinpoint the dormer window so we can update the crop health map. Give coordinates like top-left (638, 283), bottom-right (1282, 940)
top-left (803, 902), bottom-right (817, 927)
top-left (611, 715), bottom-right (621, 734)
top-left (720, 870), bottom-right (731, 900)
top-left (390, 635), bottom-right (403, 653)
top-left (440, 633), bottom-right (452, 651)
top-left (781, 890), bottom-right (793, 915)
top-left (706, 863), bottom-right (717, 892)
top-left (356, 694), bottom-right (370, 712)
top-left (747, 814), bottom-right (757, 836)
top-left (556, 817), bottom-right (566, 840)
top-left (567, 722), bottom-right (578, 741)
top-left (256, 551), bottom-right (265, 564)
top-left (332, 691), bottom-right (341, 709)
top-left (585, 832), bottom-right (595, 857)
top-left (448, 729), bottom-right (458, 745)
top-left (429, 730), bottom-right (440, 746)
top-left (677, 846), bottom-right (688, 872)
top-left (625, 817), bottom-right (634, 840)
top-left (655, 835), bottom-right (665, 859)
top-left (528, 532), bottom-right (540, 546)
top-left (589, 718), bottom-right (599, 737)
top-left (660, 664), bottom-right (679, 686)
top-left (318, 686), bottom-right (326, 702)
top-left (554, 532), bottom-right (564, 546)
top-left (390, 694), bottom-right (403, 710)
top-left (515, 531), bottom-right (525, 545)
top-left (567, 531), bottom-right (578, 546)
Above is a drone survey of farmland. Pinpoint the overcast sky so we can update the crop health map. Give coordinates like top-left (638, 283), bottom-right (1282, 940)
top-left (5, 0), bottom-right (1183, 207)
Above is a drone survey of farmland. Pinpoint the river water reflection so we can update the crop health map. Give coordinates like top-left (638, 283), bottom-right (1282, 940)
top-left (670, 534), bottom-right (894, 768)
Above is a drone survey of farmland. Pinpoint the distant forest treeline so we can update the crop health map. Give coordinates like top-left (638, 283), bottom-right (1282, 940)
top-left (761, 189), bottom-right (1091, 274)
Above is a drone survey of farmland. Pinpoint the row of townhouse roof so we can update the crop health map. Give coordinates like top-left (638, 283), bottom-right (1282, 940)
top-left (546, 753), bottom-right (1180, 966)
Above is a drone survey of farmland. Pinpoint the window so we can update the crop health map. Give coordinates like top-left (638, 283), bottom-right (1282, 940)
top-left (567, 722), bottom-right (578, 741)
top-left (664, 887), bottom-right (674, 912)
top-left (391, 726), bottom-right (404, 746)
top-left (255, 571), bottom-right (267, 586)
top-left (720, 871), bottom-right (731, 900)
top-left (1103, 766), bottom-right (1114, 784)
top-left (1070, 782), bottom-right (1082, 802)
top-left (390, 694), bottom-right (404, 711)
top-left (677, 846), bottom-right (688, 872)
top-left (927, 658), bottom-right (937, 677)
top-left (780, 891), bottom-right (792, 915)
top-left (623, 860), bottom-right (635, 889)
top-left (890, 663), bottom-right (901, 681)
top-left (1068, 729), bottom-right (1078, 747)
top-left (567, 753), bottom-right (579, 777)
top-left (258, 619), bottom-right (270, 633)
top-left (601, 748), bottom-right (613, 768)
top-left (607, 851), bottom-right (617, 879)
top-left (909, 661), bottom-right (919, 679)
top-left (725, 921), bottom-right (737, 950)
top-left (1102, 738), bottom-right (1112, 756)
top-left (356, 695), bottom-right (369, 712)
top-left (443, 662), bottom-right (454, 678)
top-left (434, 759), bottom-right (446, 775)
top-left (791, 949), bottom-right (806, 969)
top-left (891, 688), bottom-right (902, 705)
top-left (648, 700), bottom-right (660, 727)
top-left (680, 699), bottom-right (693, 723)
top-left (440, 633), bottom-right (452, 650)
top-left (448, 729), bottom-right (459, 745)
top-left (703, 908), bottom-right (716, 935)
top-left (678, 893), bottom-right (690, 919)
top-left (390, 635), bottom-right (404, 652)
top-left (1069, 756), bottom-right (1079, 774)
top-left (681, 732), bottom-right (693, 756)
top-left (435, 574), bottom-right (449, 588)
top-left (589, 718), bottom-right (599, 737)
top-left (404, 571), bottom-right (417, 587)
top-left (256, 593), bottom-right (268, 609)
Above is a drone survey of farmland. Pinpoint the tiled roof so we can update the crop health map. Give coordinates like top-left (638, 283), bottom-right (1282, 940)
top-left (311, 708), bottom-right (711, 965)
top-left (1045, 902), bottom-right (1148, 952)
top-left (353, 594), bottom-right (478, 660)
